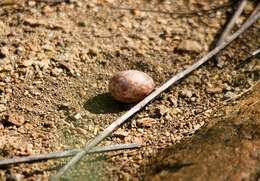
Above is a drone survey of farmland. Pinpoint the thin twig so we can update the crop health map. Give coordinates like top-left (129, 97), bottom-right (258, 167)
top-left (216, 0), bottom-right (247, 47)
top-left (245, 99), bottom-right (260, 111)
top-left (250, 48), bottom-right (260, 57)
top-left (51, 8), bottom-right (260, 181)
top-left (0, 143), bottom-right (140, 167)
top-left (215, 0), bottom-right (247, 62)
top-left (248, 3), bottom-right (260, 18)
top-left (215, 0), bottom-right (260, 62)
top-left (225, 80), bottom-right (259, 102)
top-left (236, 48), bottom-right (260, 68)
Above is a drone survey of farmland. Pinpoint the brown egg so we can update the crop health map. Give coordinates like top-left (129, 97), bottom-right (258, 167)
top-left (109, 70), bottom-right (155, 103)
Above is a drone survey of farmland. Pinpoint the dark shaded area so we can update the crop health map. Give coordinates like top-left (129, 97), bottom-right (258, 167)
top-left (153, 162), bottom-right (194, 175)
top-left (144, 86), bottom-right (260, 181)
top-left (84, 93), bottom-right (130, 114)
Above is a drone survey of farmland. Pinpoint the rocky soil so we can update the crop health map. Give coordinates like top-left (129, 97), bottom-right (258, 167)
top-left (145, 84), bottom-right (260, 181)
top-left (0, 0), bottom-right (259, 180)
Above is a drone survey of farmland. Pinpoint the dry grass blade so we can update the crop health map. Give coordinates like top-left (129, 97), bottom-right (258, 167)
top-left (51, 7), bottom-right (260, 181)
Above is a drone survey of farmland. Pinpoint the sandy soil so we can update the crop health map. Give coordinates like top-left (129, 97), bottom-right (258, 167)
top-left (145, 84), bottom-right (260, 181)
top-left (0, 0), bottom-right (259, 180)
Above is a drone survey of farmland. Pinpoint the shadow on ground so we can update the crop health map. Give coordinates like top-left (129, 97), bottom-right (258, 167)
top-left (84, 93), bottom-right (130, 114)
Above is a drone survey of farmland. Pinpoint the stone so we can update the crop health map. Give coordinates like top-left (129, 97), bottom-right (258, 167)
top-left (136, 118), bottom-right (157, 128)
top-left (170, 108), bottom-right (183, 116)
top-left (7, 113), bottom-right (25, 126)
top-left (0, 46), bottom-right (9, 57)
top-left (156, 105), bottom-right (169, 116)
top-left (0, 20), bottom-right (10, 36)
top-left (73, 113), bottom-right (81, 120)
top-left (223, 84), bottom-right (232, 91)
top-left (21, 59), bottom-right (34, 67)
top-left (114, 129), bottom-right (129, 138)
top-left (76, 127), bottom-right (87, 135)
top-left (42, 5), bottom-right (53, 15)
top-left (0, 104), bottom-right (7, 112)
top-left (5, 174), bottom-right (23, 181)
top-left (190, 97), bottom-right (196, 102)
top-left (224, 91), bottom-right (236, 99)
top-left (164, 131), bottom-right (170, 137)
top-left (124, 135), bottom-right (144, 145)
top-left (28, 0), bottom-right (36, 6)
top-left (180, 89), bottom-right (193, 98)
top-left (51, 67), bottom-right (63, 77)
top-left (207, 87), bottom-right (223, 94)
top-left (177, 40), bottom-right (202, 53)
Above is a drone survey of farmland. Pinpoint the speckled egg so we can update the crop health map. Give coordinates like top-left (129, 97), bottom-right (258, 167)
top-left (109, 70), bottom-right (155, 103)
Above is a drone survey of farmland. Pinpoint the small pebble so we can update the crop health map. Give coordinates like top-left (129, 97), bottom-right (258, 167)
top-left (0, 46), bottom-right (9, 57)
top-left (181, 89), bottom-right (193, 98)
top-left (7, 113), bottom-right (25, 126)
top-left (114, 129), bottom-right (129, 138)
top-left (165, 131), bottom-right (170, 137)
top-left (224, 91), bottom-right (236, 99)
top-left (0, 104), bottom-right (7, 112)
top-left (177, 40), bottom-right (202, 53)
top-left (73, 113), bottom-right (81, 120)
top-left (136, 118), bottom-right (157, 128)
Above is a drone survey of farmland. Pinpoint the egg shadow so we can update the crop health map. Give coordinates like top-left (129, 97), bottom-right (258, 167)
top-left (84, 93), bottom-right (131, 114)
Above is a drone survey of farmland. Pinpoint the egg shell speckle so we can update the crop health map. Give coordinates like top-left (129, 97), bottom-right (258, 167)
top-left (109, 70), bottom-right (155, 103)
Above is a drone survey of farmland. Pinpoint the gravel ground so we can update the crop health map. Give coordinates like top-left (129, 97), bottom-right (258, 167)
top-left (0, 0), bottom-right (259, 180)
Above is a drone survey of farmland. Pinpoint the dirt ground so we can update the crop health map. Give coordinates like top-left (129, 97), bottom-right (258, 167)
top-left (145, 84), bottom-right (260, 181)
top-left (0, 0), bottom-right (259, 180)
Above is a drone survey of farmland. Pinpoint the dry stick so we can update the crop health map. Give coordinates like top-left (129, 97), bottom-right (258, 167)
top-left (215, 0), bottom-right (247, 62)
top-left (242, 48), bottom-right (260, 57)
top-left (216, 0), bottom-right (247, 47)
top-left (250, 48), bottom-right (260, 57)
top-left (216, 1), bottom-right (260, 62)
top-left (236, 48), bottom-right (260, 68)
top-left (51, 10), bottom-right (260, 181)
top-left (226, 80), bottom-right (260, 102)
top-left (0, 143), bottom-right (140, 167)
top-left (248, 3), bottom-right (260, 18)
